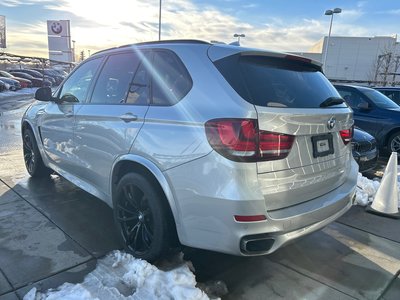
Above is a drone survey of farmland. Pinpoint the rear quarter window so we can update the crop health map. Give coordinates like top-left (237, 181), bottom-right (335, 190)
top-left (150, 50), bottom-right (192, 106)
top-left (214, 54), bottom-right (346, 109)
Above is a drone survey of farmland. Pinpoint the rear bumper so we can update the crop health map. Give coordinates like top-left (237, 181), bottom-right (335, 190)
top-left (165, 152), bottom-right (358, 256)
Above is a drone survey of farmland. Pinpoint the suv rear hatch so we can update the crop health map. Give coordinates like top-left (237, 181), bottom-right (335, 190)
top-left (211, 48), bottom-right (354, 212)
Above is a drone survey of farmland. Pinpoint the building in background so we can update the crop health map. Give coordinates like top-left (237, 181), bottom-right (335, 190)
top-left (47, 20), bottom-right (73, 63)
top-left (295, 36), bottom-right (400, 86)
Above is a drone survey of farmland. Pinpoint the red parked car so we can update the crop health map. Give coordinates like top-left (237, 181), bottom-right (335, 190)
top-left (0, 70), bottom-right (32, 88)
top-left (9, 71), bottom-right (51, 87)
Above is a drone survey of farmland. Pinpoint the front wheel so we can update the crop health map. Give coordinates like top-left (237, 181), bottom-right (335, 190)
top-left (388, 132), bottom-right (400, 153)
top-left (22, 128), bottom-right (52, 177)
top-left (114, 173), bottom-right (174, 262)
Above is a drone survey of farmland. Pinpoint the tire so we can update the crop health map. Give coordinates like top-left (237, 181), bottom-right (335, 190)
top-left (388, 131), bottom-right (400, 153)
top-left (114, 173), bottom-right (174, 262)
top-left (22, 128), bottom-right (52, 177)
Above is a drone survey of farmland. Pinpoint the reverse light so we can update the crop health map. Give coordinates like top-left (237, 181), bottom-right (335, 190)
top-left (205, 118), bottom-right (294, 162)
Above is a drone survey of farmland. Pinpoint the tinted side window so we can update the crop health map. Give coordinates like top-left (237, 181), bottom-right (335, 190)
top-left (393, 91), bottom-right (400, 103)
top-left (91, 53), bottom-right (140, 104)
top-left (126, 53), bottom-right (151, 105)
top-left (382, 90), bottom-right (400, 103)
top-left (59, 58), bottom-right (102, 103)
top-left (151, 51), bottom-right (192, 106)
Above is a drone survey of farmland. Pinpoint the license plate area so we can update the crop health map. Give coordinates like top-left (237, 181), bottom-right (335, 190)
top-left (311, 134), bottom-right (334, 158)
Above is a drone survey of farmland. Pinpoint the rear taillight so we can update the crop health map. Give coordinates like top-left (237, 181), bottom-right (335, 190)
top-left (340, 126), bottom-right (354, 145)
top-left (205, 118), bottom-right (294, 162)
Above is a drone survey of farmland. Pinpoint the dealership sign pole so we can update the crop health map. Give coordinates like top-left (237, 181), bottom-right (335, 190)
top-left (47, 20), bottom-right (72, 63)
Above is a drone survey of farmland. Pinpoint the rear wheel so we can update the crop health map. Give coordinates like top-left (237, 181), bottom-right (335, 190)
top-left (23, 128), bottom-right (51, 177)
top-left (114, 173), bottom-right (174, 262)
top-left (388, 131), bottom-right (400, 153)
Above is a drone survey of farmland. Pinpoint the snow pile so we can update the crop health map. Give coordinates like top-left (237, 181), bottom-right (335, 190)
top-left (355, 173), bottom-right (381, 206)
top-left (24, 251), bottom-right (210, 300)
top-left (356, 171), bottom-right (400, 208)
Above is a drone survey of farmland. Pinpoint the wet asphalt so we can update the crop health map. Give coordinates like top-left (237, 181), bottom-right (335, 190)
top-left (0, 95), bottom-right (399, 300)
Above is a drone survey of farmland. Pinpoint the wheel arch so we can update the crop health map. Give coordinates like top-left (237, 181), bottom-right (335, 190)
top-left (385, 127), bottom-right (400, 149)
top-left (21, 119), bottom-right (34, 134)
top-left (110, 155), bottom-right (181, 231)
top-left (21, 119), bottom-right (48, 158)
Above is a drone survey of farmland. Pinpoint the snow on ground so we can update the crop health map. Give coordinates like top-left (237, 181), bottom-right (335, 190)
top-left (0, 87), bottom-right (37, 99)
top-left (24, 251), bottom-right (210, 300)
top-left (356, 166), bottom-right (400, 208)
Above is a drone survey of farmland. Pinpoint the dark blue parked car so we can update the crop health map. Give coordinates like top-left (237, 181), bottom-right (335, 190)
top-left (352, 127), bottom-right (378, 172)
top-left (335, 84), bottom-right (400, 154)
top-left (373, 87), bottom-right (400, 105)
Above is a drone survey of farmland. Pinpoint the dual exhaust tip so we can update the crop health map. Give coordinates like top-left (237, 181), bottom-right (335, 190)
top-left (240, 234), bottom-right (275, 254)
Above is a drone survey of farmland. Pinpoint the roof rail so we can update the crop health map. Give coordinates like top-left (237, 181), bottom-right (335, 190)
top-left (93, 39), bottom-right (211, 56)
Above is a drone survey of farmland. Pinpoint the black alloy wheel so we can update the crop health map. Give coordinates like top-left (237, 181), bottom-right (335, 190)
top-left (114, 173), bottom-right (173, 261)
top-left (23, 128), bottom-right (51, 177)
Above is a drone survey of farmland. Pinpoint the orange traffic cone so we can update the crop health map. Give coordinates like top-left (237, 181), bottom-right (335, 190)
top-left (366, 152), bottom-right (400, 219)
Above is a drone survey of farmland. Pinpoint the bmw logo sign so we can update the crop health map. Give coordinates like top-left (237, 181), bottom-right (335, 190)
top-left (327, 116), bottom-right (336, 130)
top-left (51, 22), bottom-right (63, 34)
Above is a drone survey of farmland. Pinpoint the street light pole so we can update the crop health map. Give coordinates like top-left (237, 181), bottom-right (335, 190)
top-left (158, 0), bottom-right (162, 41)
top-left (322, 8), bottom-right (342, 71)
top-left (72, 40), bottom-right (76, 62)
top-left (233, 33), bottom-right (245, 44)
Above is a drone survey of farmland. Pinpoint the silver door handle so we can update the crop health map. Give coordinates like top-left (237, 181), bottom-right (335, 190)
top-left (120, 113), bottom-right (138, 122)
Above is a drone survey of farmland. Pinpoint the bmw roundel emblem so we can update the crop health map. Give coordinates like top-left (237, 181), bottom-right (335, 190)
top-left (327, 116), bottom-right (336, 130)
top-left (51, 22), bottom-right (63, 34)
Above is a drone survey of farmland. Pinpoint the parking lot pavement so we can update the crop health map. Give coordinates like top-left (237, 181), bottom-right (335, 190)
top-left (1, 103), bottom-right (400, 299)
top-left (0, 89), bottom-right (36, 113)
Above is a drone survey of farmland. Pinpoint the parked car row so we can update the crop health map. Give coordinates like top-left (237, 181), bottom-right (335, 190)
top-left (333, 84), bottom-right (400, 173)
top-left (0, 68), bottom-right (67, 92)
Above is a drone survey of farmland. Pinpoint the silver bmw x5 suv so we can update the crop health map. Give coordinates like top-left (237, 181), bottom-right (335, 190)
top-left (22, 40), bottom-right (358, 261)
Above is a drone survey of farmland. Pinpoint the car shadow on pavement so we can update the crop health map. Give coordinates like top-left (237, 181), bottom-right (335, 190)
top-left (0, 174), bottom-right (123, 298)
top-left (183, 220), bottom-right (400, 300)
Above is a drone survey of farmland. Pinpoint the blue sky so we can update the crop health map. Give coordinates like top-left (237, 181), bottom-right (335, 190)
top-left (1, 0), bottom-right (399, 57)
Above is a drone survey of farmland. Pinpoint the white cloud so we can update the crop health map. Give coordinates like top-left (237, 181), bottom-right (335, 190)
top-left (242, 3), bottom-right (258, 9)
top-left (4, 0), bottom-right (392, 57)
top-left (388, 9), bottom-right (400, 15)
top-left (2, 0), bottom-right (49, 7)
top-left (339, 9), bottom-right (365, 20)
top-left (357, 1), bottom-right (367, 8)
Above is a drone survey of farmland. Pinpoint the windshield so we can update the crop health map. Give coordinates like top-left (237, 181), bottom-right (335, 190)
top-left (363, 89), bottom-right (399, 109)
top-left (214, 54), bottom-right (347, 108)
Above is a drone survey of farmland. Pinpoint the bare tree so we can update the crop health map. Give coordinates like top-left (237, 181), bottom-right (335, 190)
top-left (369, 43), bottom-right (398, 86)
top-left (392, 55), bottom-right (400, 86)
top-left (79, 50), bottom-right (85, 62)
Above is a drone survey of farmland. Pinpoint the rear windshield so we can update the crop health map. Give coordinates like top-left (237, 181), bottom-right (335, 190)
top-left (214, 54), bottom-right (346, 108)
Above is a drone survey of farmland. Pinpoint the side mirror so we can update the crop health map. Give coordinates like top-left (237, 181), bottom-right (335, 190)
top-left (34, 87), bottom-right (53, 102)
top-left (357, 102), bottom-right (370, 110)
